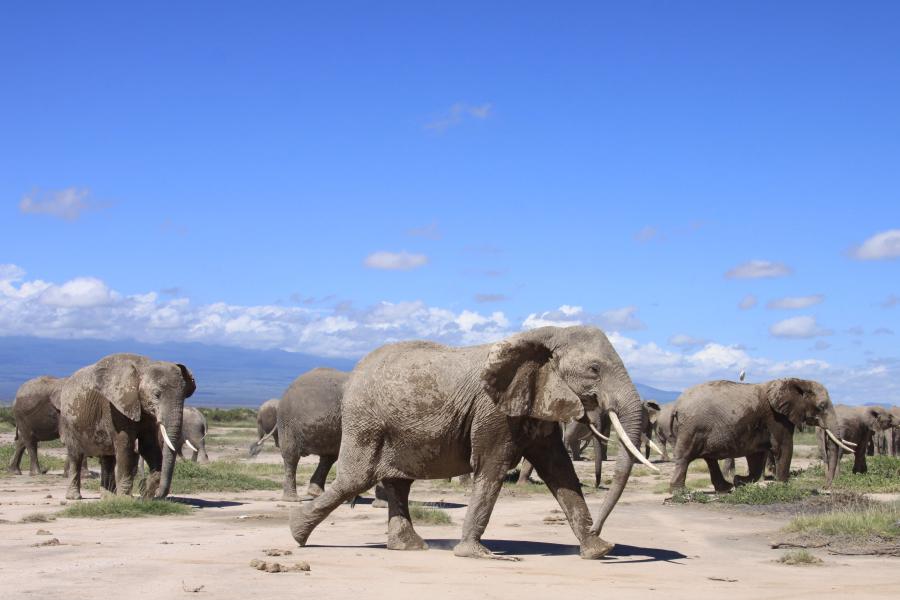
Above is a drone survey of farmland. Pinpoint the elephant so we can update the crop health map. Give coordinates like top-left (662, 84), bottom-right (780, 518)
top-left (248, 398), bottom-right (279, 456)
top-left (178, 406), bottom-right (209, 463)
top-left (669, 378), bottom-right (847, 492)
top-left (654, 402), bottom-right (675, 461)
top-left (9, 376), bottom-right (67, 475)
top-left (818, 405), bottom-right (893, 477)
top-left (289, 326), bottom-right (654, 561)
top-left (58, 353), bottom-right (196, 500)
top-left (278, 368), bottom-right (347, 502)
top-left (872, 406), bottom-right (900, 456)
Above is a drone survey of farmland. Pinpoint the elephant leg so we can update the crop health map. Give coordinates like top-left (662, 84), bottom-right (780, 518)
top-left (100, 455), bottom-right (117, 494)
top-left (516, 459), bottom-right (535, 485)
top-left (853, 434), bottom-right (870, 474)
top-left (273, 430), bottom-right (280, 448)
top-left (8, 437), bottom-right (26, 474)
top-left (705, 458), bottom-right (733, 493)
top-left (305, 455), bottom-right (337, 499)
top-left (136, 429), bottom-right (162, 497)
top-left (453, 470), bottom-right (513, 560)
top-left (65, 448), bottom-right (85, 500)
top-left (670, 456), bottom-right (690, 491)
top-left (772, 445), bottom-right (792, 482)
top-left (372, 481), bottom-right (389, 508)
top-left (524, 436), bottom-right (613, 560)
top-left (383, 477), bottom-right (428, 551)
top-left (115, 432), bottom-right (138, 496)
top-left (593, 437), bottom-right (603, 488)
top-left (290, 471), bottom-right (376, 547)
top-left (721, 458), bottom-right (736, 483)
top-left (199, 443), bottom-right (209, 464)
top-left (190, 450), bottom-right (199, 462)
top-left (26, 439), bottom-right (44, 475)
top-left (734, 452), bottom-right (765, 486)
top-left (281, 444), bottom-right (301, 502)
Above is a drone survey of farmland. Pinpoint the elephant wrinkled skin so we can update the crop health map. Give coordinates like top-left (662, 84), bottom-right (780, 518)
top-left (289, 326), bottom-right (647, 561)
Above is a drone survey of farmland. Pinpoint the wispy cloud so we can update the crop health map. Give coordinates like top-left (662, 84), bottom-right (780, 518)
top-left (738, 294), bottom-right (758, 310)
top-left (880, 294), bottom-right (900, 309)
top-left (407, 222), bottom-right (442, 240)
top-left (725, 260), bottom-right (793, 279)
top-left (668, 333), bottom-right (708, 348)
top-left (474, 293), bottom-right (507, 303)
top-left (522, 305), bottom-right (646, 332)
top-left (850, 229), bottom-right (900, 261)
top-left (363, 251), bottom-right (429, 271)
top-left (634, 226), bottom-right (659, 242)
top-left (766, 294), bottom-right (825, 310)
top-left (424, 102), bottom-right (492, 132)
top-left (770, 315), bottom-right (832, 339)
top-left (19, 187), bottom-right (97, 221)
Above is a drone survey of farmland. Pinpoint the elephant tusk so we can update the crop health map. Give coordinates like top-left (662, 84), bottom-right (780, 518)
top-left (589, 423), bottom-right (610, 442)
top-left (610, 411), bottom-right (660, 473)
top-left (841, 439), bottom-right (857, 448)
top-left (184, 439), bottom-right (198, 453)
top-left (824, 428), bottom-right (855, 453)
top-left (159, 423), bottom-right (177, 453)
top-left (645, 436), bottom-right (664, 456)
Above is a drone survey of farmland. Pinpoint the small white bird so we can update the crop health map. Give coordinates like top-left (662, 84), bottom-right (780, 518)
top-left (739, 369), bottom-right (746, 382)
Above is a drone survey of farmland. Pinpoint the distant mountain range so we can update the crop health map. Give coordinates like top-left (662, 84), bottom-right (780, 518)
top-left (0, 336), bottom-right (681, 407)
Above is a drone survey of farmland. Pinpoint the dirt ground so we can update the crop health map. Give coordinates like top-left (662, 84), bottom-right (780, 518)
top-left (1, 432), bottom-right (898, 599)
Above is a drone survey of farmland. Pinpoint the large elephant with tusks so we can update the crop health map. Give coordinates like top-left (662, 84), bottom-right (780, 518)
top-left (290, 326), bottom-right (654, 560)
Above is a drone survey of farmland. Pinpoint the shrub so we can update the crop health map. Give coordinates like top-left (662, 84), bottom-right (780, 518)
top-left (777, 549), bottom-right (822, 565)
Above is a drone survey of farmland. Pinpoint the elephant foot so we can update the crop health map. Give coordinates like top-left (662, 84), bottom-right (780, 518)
top-left (282, 491), bottom-right (301, 502)
top-left (66, 489), bottom-right (82, 500)
top-left (453, 540), bottom-right (520, 561)
top-left (712, 481), bottom-right (734, 493)
top-left (579, 535), bottom-right (614, 560)
top-left (732, 475), bottom-right (756, 487)
top-left (306, 483), bottom-right (324, 497)
top-left (289, 504), bottom-right (317, 546)
top-left (8, 468), bottom-right (22, 475)
top-left (372, 498), bottom-right (388, 509)
top-left (387, 517), bottom-right (428, 551)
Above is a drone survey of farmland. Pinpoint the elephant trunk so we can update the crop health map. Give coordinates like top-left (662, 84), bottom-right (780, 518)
top-left (590, 371), bottom-right (644, 535)
top-left (154, 410), bottom-right (183, 499)
top-left (818, 409), bottom-right (843, 487)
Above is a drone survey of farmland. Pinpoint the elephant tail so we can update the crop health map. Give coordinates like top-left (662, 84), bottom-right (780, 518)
top-left (248, 425), bottom-right (277, 457)
top-left (670, 409), bottom-right (679, 438)
top-left (14, 426), bottom-right (19, 441)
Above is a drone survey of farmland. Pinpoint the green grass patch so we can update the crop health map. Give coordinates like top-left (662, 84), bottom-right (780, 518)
top-left (0, 404), bottom-right (14, 428)
top-left (147, 460), bottom-right (281, 494)
top-left (198, 407), bottom-right (257, 427)
top-left (721, 481), bottom-right (815, 505)
top-left (670, 489), bottom-right (712, 504)
top-left (793, 429), bottom-right (819, 446)
top-left (409, 503), bottom-right (452, 525)
top-left (777, 549), bottom-right (823, 565)
top-left (0, 443), bottom-right (66, 476)
top-left (784, 502), bottom-right (900, 540)
top-left (803, 456), bottom-right (900, 493)
top-left (59, 496), bottom-right (192, 518)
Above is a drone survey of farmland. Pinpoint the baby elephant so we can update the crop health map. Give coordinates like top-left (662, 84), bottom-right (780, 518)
top-left (179, 406), bottom-right (210, 463)
top-left (670, 378), bottom-right (846, 492)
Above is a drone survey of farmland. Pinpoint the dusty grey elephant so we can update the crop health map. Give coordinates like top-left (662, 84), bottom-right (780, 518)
top-left (872, 406), bottom-right (900, 456)
top-left (249, 398), bottom-right (279, 456)
top-left (818, 405), bottom-right (893, 478)
top-left (278, 368), bottom-right (346, 501)
top-left (178, 406), bottom-right (209, 463)
top-left (670, 378), bottom-right (847, 492)
top-left (654, 402), bottom-right (675, 462)
top-left (9, 376), bottom-right (68, 475)
top-left (290, 326), bottom-right (654, 561)
top-left (58, 353), bottom-right (196, 500)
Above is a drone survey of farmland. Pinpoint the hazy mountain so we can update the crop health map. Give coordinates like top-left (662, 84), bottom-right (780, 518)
top-left (0, 336), bottom-right (681, 407)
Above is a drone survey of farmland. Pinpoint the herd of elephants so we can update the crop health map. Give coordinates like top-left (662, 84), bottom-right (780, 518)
top-left (7, 325), bottom-right (900, 560)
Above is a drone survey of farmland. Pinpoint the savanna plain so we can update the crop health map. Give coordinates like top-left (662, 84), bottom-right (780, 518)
top-left (1, 410), bottom-right (897, 600)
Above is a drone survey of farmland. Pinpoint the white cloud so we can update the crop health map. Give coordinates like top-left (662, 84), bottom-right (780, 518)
top-left (40, 277), bottom-right (117, 308)
top-left (725, 260), bottom-right (792, 279)
top-left (738, 294), bottom-right (758, 310)
top-left (668, 333), bottom-right (708, 348)
top-left (851, 229), bottom-right (900, 261)
top-left (363, 251), bottom-right (428, 271)
top-left (522, 305), bottom-right (645, 332)
top-left (424, 102), bottom-right (492, 132)
top-left (19, 187), bottom-right (94, 221)
top-left (634, 226), bottom-right (659, 242)
top-left (766, 294), bottom-right (825, 310)
top-left (770, 315), bottom-right (832, 339)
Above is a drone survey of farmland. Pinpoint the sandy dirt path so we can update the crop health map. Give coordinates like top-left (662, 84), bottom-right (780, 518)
top-left (1, 447), bottom-right (898, 600)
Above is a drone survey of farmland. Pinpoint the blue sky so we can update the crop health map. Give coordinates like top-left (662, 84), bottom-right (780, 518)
top-left (1, 3), bottom-right (898, 403)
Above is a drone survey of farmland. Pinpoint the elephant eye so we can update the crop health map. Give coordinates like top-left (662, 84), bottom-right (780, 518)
top-left (588, 363), bottom-right (601, 375)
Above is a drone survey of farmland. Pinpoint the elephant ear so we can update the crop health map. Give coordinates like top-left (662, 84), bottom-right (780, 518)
top-left (766, 378), bottom-right (808, 427)
top-left (177, 364), bottom-right (196, 398)
top-left (83, 360), bottom-right (142, 421)
top-left (644, 400), bottom-right (661, 425)
top-left (482, 335), bottom-right (583, 422)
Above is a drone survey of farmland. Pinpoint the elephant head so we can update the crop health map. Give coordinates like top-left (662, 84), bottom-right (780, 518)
top-left (90, 354), bottom-right (196, 498)
top-left (859, 405), bottom-right (894, 432)
top-left (481, 325), bottom-right (649, 535)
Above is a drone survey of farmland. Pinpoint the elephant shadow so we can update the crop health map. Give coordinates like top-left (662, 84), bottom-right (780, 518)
top-left (348, 497), bottom-right (468, 510)
top-left (167, 496), bottom-right (245, 509)
top-left (351, 539), bottom-right (687, 563)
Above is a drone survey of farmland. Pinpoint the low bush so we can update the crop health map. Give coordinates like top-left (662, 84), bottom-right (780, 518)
top-left (777, 549), bottom-right (822, 565)
top-left (59, 496), bottom-right (191, 518)
top-left (409, 503), bottom-right (452, 525)
top-left (198, 407), bottom-right (257, 427)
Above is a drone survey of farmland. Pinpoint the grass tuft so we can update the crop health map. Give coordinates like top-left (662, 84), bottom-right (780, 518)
top-left (721, 482), bottom-right (815, 505)
top-left (783, 502), bottom-right (900, 540)
top-left (804, 456), bottom-right (900, 493)
top-left (0, 443), bottom-right (66, 476)
top-left (198, 407), bottom-right (257, 428)
top-left (777, 549), bottom-right (823, 565)
top-left (143, 460), bottom-right (281, 494)
top-left (670, 489), bottom-right (712, 504)
top-left (59, 496), bottom-right (191, 518)
top-left (21, 512), bottom-right (55, 523)
top-left (409, 503), bottom-right (452, 525)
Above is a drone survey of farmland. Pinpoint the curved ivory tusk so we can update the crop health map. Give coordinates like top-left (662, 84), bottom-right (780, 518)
top-left (255, 426), bottom-right (277, 446)
top-left (159, 423), bottom-right (177, 453)
top-left (184, 439), bottom-right (198, 453)
top-left (589, 423), bottom-right (610, 442)
top-left (824, 428), bottom-right (855, 453)
top-left (841, 439), bottom-right (857, 447)
top-left (609, 411), bottom-right (660, 472)
top-left (646, 437), bottom-right (664, 456)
